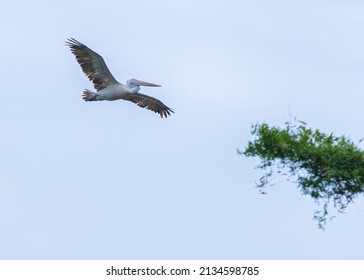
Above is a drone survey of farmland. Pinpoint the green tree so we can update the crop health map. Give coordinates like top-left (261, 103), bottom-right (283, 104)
top-left (239, 119), bottom-right (364, 229)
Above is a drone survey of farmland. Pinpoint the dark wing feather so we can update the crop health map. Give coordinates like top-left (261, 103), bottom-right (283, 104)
top-left (66, 38), bottom-right (118, 91)
top-left (123, 93), bottom-right (174, 118)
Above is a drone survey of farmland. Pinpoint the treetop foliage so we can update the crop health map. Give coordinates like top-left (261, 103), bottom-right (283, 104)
top-left (240, 119), bottom-right (364, 229)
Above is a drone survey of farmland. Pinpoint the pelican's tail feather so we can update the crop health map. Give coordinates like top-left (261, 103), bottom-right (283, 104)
top-left (82, 89), bottom-right (98, 101)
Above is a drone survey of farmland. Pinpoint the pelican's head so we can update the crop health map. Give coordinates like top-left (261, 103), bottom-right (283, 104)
top-left (126, 79), bottom-right (161, 93)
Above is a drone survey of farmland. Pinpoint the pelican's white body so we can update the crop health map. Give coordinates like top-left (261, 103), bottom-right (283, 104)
top-left (96, 83), bottom-right (133, 101)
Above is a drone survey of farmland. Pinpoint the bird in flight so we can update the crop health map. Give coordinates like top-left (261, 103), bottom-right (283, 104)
top-left (66, 38), bottom-right (174, 118)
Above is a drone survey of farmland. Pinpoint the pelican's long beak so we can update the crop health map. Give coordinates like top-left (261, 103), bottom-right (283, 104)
top-left (134, 79), bottom-right (161, 87)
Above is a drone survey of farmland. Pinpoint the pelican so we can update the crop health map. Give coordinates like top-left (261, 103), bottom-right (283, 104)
top-left (66, 38), bottom-right (174, 118)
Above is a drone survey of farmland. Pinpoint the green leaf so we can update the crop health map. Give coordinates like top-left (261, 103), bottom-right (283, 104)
top-left (240, 119), bottom-right (364, 229)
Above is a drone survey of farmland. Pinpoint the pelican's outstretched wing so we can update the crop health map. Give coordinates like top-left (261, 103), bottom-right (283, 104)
top-left (66, 38), bottom-right (118, 91)
top-left (123, 93), bottom-right (174, 118)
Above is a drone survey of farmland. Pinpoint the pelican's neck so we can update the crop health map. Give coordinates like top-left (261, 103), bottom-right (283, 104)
top-left (126, 80), bottom-right (140, 93)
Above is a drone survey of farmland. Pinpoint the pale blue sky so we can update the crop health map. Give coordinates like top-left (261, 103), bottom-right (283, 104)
top-left (1, 0), bottom-right (364, 259)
